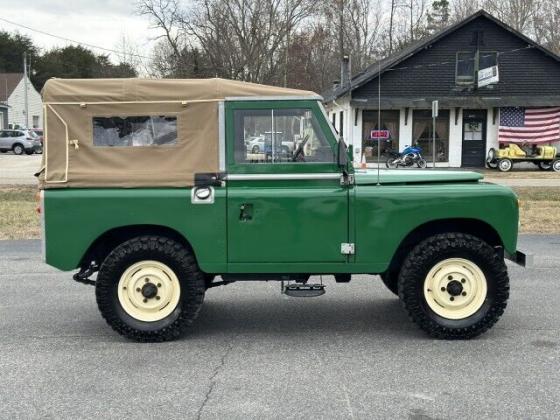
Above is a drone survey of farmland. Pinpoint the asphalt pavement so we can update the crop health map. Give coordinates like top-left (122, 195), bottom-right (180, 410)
top-left (0, 235), bottom-right (559, 419)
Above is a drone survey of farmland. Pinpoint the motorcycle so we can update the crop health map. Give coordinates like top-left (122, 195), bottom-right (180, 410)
top-left (385, 144), bottom-right (427, 169)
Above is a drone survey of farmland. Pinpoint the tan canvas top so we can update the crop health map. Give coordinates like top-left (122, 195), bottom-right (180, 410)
top-left (39, 78), bottom-right (319, 189)
top-left (42, 77), bottom-right (318, 103)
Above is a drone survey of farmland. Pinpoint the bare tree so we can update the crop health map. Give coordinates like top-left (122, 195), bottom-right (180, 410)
top-left (482, 0), bottom-right (541, 33)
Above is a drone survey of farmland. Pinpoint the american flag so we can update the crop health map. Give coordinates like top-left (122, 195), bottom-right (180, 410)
top-left (499, 107), bottom-right (560, 144)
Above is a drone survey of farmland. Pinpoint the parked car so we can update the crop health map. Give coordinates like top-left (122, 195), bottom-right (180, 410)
top-left (39, 77), bottom-right (528, 343)
top-left (0, 129), bottom-right (42, 155)
top-left (246, 132), bottom-right (295, 156)
top-left (486, 143), bottom-right (560, 172)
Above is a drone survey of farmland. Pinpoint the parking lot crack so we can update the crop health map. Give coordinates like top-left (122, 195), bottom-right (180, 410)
top-left (196, 341), bottom-right (234, 420)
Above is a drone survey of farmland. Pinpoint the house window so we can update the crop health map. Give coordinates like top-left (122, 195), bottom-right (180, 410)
top-left (233, 108), bottom-right (335, 164)
top-left (412, 110), bottom-right (450, 162)
top-left (362, 110), bottom-right (400, 162)
top-left (92, 115), bottom-right (177, 147)
top-left (32, 116), bottom-right (40, 128)
top-left (456, 51), bottom-right (498, 85)
top-left (456, 51), bottom-right (475, 85)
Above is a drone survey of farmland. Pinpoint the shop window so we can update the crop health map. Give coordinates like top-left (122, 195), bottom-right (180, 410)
top-left (233, 108), bottom-right (335, 164)
top-left (412, 110), bottom-right (450, 162)
top-left (93, 116), bottom-right (177, 147)
top-left (362, 110), bottom-right (400, 162)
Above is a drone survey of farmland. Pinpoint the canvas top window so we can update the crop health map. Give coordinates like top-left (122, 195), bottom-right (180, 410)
top-left (93, 115), bottom-right (177, 147)
top-left (233, 108), bottom-right (335, 164)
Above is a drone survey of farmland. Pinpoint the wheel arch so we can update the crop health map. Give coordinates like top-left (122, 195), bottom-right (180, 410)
top-left (79, 224), bottom-right (197, 269)
top-left (384, 218), bottom-right (503, 278)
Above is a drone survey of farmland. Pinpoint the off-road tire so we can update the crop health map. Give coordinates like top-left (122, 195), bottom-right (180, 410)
top-left (398, 233), bottom-right (509, 339)
top-left (380, 272), bottom-right (399, 296)
top-left (96, 236), bottom-right (205, 342)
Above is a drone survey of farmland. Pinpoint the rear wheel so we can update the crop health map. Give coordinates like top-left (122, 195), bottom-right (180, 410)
top-left (12, 144), bottom-right (24, 155)
top-left (96, 236), bottom-right (205, 342)
top-left (538, 161), bottom-right (552, 171)
top-left (386, 158), bottom-right (398, 169)
top-left (398, 233), bottom-right (509, 339)
top-left (497, 158), bottom-right (512, 172)
top-left (417, 158), bottom-right (427, 169)
top-left (553, 160), bottom-right (560, 173)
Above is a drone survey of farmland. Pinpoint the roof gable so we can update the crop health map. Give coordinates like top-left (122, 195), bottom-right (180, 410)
top-left (0, 73), bottom-right (23, 101)
top-left (325, 10), bottom-right (560, 101)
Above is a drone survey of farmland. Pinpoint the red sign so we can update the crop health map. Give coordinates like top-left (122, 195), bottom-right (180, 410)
top-left (370, 129), bottom-right (390, 139)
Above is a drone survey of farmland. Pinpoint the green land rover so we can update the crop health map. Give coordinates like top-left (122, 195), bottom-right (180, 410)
top-left (38, 78), bottom-right (528, 342)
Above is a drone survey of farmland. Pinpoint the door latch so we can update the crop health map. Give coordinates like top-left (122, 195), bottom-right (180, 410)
top-left (341, 243), bottom-right (355, 255)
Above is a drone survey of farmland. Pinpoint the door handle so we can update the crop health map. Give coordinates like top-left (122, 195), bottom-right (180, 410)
top-left (239, 203), bottom-right (253, 221)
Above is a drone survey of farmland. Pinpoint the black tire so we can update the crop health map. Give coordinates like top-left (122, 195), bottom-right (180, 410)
top-left (380, 272), bottom-right (399, 296)
top-left (553, 160), bottom-right (560, 173)
top-left (386, 158), bottom-right (398, 169)
top-left (538, 161), bottom-right (552, 171)
top-left (398, 233), bottom-right (509, 339)
top-left (12, 144), bottom-right (24, 155)
top-left (25, 149), bottom-right (33, 155)
top-left (96, 236), bottom-right (206, 342)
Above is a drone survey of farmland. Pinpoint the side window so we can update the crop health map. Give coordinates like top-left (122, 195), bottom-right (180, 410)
top-left (92, 115), bottom-right (177, 147)
top-left (16, 131), bottom-right (25, 137)
top-left (233, 108), bottom-right (335, 164)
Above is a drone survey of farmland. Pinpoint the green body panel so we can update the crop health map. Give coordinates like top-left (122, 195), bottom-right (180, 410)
top-left (44, 188), bottom-right (228, 272)
top-left (353, 181), bottom-right (518, 271)
top-left (44, 178), bottom-right (518, 274)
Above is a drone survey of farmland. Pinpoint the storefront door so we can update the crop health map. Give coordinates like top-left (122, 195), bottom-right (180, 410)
top-left (462, 110), bottom-right (487, 167)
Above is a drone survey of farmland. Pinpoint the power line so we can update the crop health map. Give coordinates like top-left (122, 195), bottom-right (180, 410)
top-left (0, 16), bottom-right (152, 60)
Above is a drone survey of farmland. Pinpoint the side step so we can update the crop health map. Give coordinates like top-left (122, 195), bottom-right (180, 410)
top-left (283, 283), bottom-right (326, 298)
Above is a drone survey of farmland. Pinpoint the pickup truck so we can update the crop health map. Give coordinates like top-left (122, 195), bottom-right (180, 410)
top-left (38, 78), bottom-right (528, 342)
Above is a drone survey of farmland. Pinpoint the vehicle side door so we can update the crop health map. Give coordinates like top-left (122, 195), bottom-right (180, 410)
top-left (225, 100), bottom-right (349, 271)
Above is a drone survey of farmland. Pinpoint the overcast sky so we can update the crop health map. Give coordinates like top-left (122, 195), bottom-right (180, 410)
top-left (0, 0), bottom-right (155, 64)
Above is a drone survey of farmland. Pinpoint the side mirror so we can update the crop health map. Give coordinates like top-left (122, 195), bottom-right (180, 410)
top-left (337, 139), bottom-right (348, 168)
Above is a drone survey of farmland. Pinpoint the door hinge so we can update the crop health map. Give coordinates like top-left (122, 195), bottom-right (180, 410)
top-left (341, 243), bottom-right (355, 255)
top-left (340, 173), bottom-right (355, 186)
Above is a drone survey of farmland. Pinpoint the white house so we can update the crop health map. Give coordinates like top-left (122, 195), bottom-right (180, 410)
top-left (0, 73), bottom-right (43, 129)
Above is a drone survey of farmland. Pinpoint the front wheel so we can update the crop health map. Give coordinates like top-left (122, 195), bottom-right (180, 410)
top-left (398, 233), bottom-right (509, 339)
top-left (96, 236), bottom-right (206, 342)
top-left (498, 158), bottom-right (513, 172)
top-left (416, 158), bottom-right (427, 169)
top-left (552, 160), bottom-right (560, 172)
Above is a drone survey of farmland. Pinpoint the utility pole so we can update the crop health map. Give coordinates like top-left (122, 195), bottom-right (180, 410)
top-left (23, 52), bottom-right (29, 128)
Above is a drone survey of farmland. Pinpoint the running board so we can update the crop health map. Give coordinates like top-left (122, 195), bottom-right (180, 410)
top-left (283, 283), bottom-right (326, 298)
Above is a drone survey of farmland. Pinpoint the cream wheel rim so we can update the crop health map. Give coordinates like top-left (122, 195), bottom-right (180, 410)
top-left (117, 260), bottom-right (181, 322)
top-left (423, 258), bottom-right (487, 320)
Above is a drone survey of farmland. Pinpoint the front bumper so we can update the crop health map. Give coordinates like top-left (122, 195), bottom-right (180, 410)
top-left (506, 250), bottom-right (533, 267)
